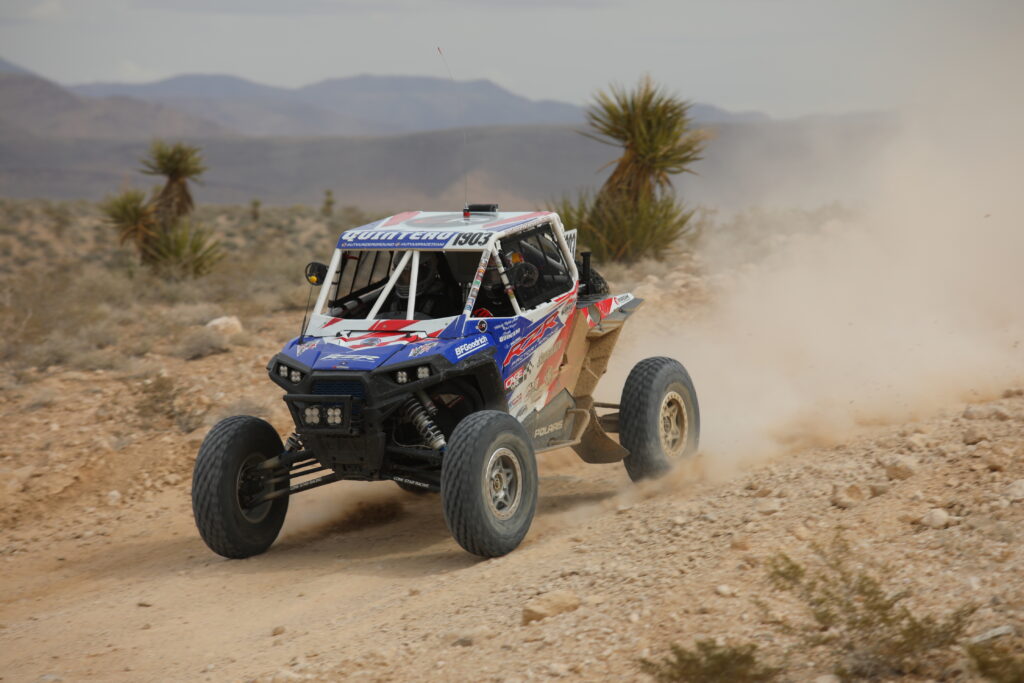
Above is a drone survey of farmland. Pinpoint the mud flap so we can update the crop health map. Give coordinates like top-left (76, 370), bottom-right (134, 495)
top-left (572, 406), bottom-right (630, 463)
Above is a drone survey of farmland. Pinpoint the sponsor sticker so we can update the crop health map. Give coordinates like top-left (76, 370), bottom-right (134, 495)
top-left (408, 341), bottom-right (438, 358)
top-left (498, 327), bottom-right (520, 343)
top-left (296, 340), bottom-right (319, 355)
top-left (453, 336), bottom-right (489, 359)
top-left (321, 353), bottom-right (380, 362)
top-left (476, 320), bottom-right (488, 333)
top-left (502, 312), bottom-right (561, 367)
top-left (503, 365), bottom-right (527, 390)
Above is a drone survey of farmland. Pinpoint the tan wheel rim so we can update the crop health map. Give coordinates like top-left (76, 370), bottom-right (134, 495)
top-left (483, 447), bottom-right (523, 520)
top-left (659, 391), bottom-right (688, 458)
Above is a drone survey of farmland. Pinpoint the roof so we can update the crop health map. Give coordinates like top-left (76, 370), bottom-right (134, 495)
top-left (336, 210), bottom-right (554, 250)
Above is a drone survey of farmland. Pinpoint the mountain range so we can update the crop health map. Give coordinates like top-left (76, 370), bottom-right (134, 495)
top-left (0, 55), bottom-right (897, 210)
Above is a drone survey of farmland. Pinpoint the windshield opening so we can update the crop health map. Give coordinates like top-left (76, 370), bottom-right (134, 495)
top-left (322, 249), bottom-right (507, 322)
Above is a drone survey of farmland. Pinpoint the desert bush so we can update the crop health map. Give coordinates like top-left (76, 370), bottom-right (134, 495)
top-left (146, 219), bottom-right (224, 279)
top-left (639, 640), bottom-right (781, 682)
top-left (176, 328), bottom-right (229, 361)
top-left (967, 640), bottom-right (1024, 682)
top-left (767, 536), bottom-right (976, 679)
top-left (136, 375), bottom-right (177, 422)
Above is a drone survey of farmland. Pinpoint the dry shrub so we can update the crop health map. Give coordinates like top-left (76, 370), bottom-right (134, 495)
top-left (967, 639), bottom-right (1024, 682)
top-left (767, 536), bottom-right (976, 679)
top-left (176, 328), bottom-right (229, 361)
top-left (639, 640), bottom-right (781, 682)
top-left (135, 374), bottom-right (205, 432)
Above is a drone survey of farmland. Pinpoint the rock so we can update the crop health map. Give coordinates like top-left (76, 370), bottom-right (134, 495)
top-left (992, 407), bottom-right (1012, 421)
top-left (962, 406), bottom-right (988, 420)
top-left (813, 676), bottom-right (841, 683)
top-left (1006, 479), bottom-right (1024, 502)
top-left (755, 498), bottom-right (783, 515)
top-left (714, 584), bottom-right (736, 597)
top-left (791, 525), bottom-right (810, 540)
top-left (206, 316), bottom-right (243, 336)
top-left (730, 536), bottom-right (751, 551)
top-left (106, 490), bottom-right (123, 506)
top-left (884, 455), bottom-right (917, 481)
top-left (1002, 387), bottom-right (1023, 398)
top-left (983, 450), bottom-right (1009, 472)
top-left (830, 483), bottom-right (866, 509)
top-left (963, 427), bottom-right (989, 445)
top-left (904, 434), bottom-right (928, 451)
top-left (921, 508), bottom-right (949, 529)
top-left (452, 636), bottom-right (473, 647)
top-left (271, 625), bottom-right (286, 636)
top-left (522, 590), bottom-right (581, 625)
top-left (868, 482), bottom-right (891, 497)
top-left (969, 625), bottom-right (1015, 644)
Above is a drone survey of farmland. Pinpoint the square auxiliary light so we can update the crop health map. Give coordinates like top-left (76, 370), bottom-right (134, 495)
top-left (395, 370), bottom-right (409, 384)
top-left (303, 406), bottom-right (321, 425)
top-left (417, 366), bottom-right (430, 380)
top-left (289, 369), bottom-right (302, 383)
top-left (326, 406), bottom-right (343, 425)
top-left (277, 364), bottom-right (289, 379)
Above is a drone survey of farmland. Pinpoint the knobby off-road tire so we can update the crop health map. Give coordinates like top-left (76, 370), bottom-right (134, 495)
top-left (192, 415), bottom-right (289, 559)
top-left (619, 357), bottom-right (700, 482)
top-left (441, 411), bottom-right (538, 558)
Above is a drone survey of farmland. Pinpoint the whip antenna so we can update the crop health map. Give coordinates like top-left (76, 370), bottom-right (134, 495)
top-left (437, 46), bottom-right (469, 210)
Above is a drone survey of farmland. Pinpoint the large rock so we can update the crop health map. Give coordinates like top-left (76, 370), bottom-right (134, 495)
top-left (1006, 479), bottom-right (1024, 502)
top-left (206, 316), bottom-right (243, 337)
top-left (883, 455), bottom-right (917, 481)
top-left (522, 590), bottom-right (581, 625)
top-left (920, 508), bottom-right (949, 529)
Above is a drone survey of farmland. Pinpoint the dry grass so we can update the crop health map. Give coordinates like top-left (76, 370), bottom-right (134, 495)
top-left (639, 640), bottom-right (781, 682)
top-left (766, 536), bottom-right (976, 679)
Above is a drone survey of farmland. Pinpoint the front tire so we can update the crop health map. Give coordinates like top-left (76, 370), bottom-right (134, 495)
top-left (619, 357), bottom-right (700, 481)
top-left (192, 415), bottom-right (289, 559)
top-left (441, 411), bottom-right (538, 558)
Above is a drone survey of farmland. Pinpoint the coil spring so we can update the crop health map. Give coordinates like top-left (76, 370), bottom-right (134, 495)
top-left (403, 397), bottom-right (446, 450)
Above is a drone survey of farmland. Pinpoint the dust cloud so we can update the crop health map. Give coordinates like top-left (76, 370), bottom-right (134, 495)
top-left (609, 30), bottom-right (1024, 478)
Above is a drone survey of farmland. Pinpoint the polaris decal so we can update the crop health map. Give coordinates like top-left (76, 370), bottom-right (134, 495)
top-left (534, 420), bottom-right (564, 438)
top-left (502, 312), bottom-right (561, 367)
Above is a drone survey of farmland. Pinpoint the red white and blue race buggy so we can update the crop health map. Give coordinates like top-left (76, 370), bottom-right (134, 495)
top-left (192, 205), bottom-right (700, 558)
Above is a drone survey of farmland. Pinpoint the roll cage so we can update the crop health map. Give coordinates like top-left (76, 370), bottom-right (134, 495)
top-left (307, 217), bottom-right (579, 336)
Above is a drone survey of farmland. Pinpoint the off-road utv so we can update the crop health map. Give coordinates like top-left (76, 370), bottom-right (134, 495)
top-left (192, 206), bottom-right (699, 558)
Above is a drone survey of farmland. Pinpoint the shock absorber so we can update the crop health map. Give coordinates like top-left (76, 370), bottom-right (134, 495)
top-left (403, 396), bottom-right (446, 450)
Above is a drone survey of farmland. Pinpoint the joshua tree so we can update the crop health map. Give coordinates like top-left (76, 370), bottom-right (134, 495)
top-left (140, 140), bottom-right (207, 230)
top-left (321, 189), bottom-right (335, 218)
top-left (100, 189), bottom-right (158, 263)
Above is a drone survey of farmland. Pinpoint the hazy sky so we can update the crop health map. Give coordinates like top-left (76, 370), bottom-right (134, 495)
top-left (1, 0), bottom-right (1020, 117)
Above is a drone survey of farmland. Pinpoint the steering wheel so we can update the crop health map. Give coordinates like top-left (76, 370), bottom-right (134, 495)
top-left (507, 262), bottom-right (540, 288)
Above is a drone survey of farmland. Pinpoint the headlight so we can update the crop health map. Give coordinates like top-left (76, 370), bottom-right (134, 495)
top-left (326, 406), bottom-right (343, 425)
top-left (417, 366), bottom-right (430, 380)
top-left (303, 406), bottom-right (321, 425)
top-left (277, 364), bottom-right (289, 379)
top-left (395, 370), bottom-right (409, 384)
top-left (289, 369), bottom-right (302, 383)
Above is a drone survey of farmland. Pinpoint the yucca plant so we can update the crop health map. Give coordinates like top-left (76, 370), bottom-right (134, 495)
top-left (322, 189), bottom-right (335, 217)
top-left (140, 140), bottom-right (207, 230)
top-left (586, 75), bottom-right (707, 205)
top-left (552, 76), bottom-right (707, 263)
top-left (100, 189), bottom-right (158, 262)
top-left (145, 219), bottom-right (224, 279)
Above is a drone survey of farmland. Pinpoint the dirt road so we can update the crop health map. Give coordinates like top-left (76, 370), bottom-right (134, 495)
top-left (3, 385), bottom-right (1023, 681)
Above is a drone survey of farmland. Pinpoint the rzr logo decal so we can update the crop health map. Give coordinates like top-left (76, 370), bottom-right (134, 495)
top-left (321, 353), bottom-right (380, 362)
top-left (502, 313), bottom-right (560, 367)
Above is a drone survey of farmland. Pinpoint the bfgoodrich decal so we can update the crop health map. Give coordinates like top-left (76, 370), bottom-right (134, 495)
top-left (453, 336), bottom-right (489, 359)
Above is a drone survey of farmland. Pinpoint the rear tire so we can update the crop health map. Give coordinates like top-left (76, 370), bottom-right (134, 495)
top-left (619, 357), bottom-right (700, 481)
top-left (192, 416), bottom-right (289, 559)
top-left (441, 411), bottom-right (538, 557)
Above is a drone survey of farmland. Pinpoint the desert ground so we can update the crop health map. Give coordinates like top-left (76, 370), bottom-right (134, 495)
top-left (1, 201), bottom-right (1023, 682)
